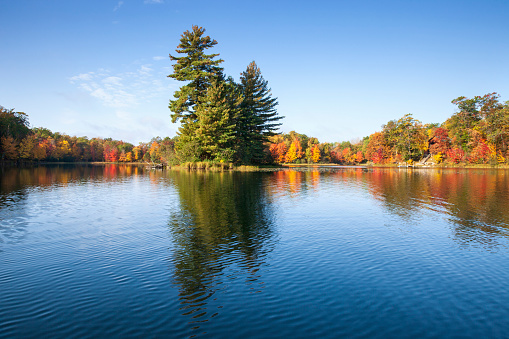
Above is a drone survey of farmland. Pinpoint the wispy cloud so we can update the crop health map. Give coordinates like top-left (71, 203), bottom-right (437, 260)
top-left (68, 64), bottom-right (177, 142)
top-left (152, 56), bottom-right (166, 61)
top-left (69, 65), bottom-right (172, 109)
top-left (70, 73), bottom-right (94, 82)
top-left (113, 1), bottom-right (124, 11)
top-left (144, 0), bottom-right (163, 4)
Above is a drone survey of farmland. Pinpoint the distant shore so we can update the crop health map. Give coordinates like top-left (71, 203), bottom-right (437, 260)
top-left (3, 161), bottom-right (509, 171)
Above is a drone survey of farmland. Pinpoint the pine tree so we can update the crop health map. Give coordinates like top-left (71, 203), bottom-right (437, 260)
top-left (193, 79), bottom-right (242, 161)
top-left (237, 61), bottom-right (283, 163)
top-left (168, 25), bottom-right (224, 124)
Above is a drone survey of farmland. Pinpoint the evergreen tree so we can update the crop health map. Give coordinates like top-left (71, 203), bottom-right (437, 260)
top-left (194, 79), bottom-right (243, 161)
top-left (168, 26), bottom-right (224, 122)
top-left (237, 61), bottom-right (283, 163)
top-left (168, 26), bottom-right (226, 162)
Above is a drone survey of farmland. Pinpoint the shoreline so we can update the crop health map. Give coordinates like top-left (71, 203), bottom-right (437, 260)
top-left (3, 161), bottom-right (509, 171)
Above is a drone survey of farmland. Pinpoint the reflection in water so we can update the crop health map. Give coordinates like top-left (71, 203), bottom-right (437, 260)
top-left (280, 167), bottom-right (509, 248)
top-left (265, 170), bottom-right (323, 198)
top-left (0, 164), bottom-right (144, 245)
top-left (363, 168), bottom-right (509, 247)
top-left (264, 168), bottom-right (509, 248)
top-left (1, 165), bottom-right (509, 337)
top-left (0, 164), bottom-right (143, 193)
top-left (165, 170), bottom-right (277, 332)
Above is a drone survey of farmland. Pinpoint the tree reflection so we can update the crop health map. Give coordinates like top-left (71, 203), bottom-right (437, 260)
top-left (0, 164), bottom-right (145, 245)
top-left (364, 168), bottom-right (509, 247)
top-left (263, 167), bottom-right (509, 248)
top-left (165, 170), bottom-right (277, 330)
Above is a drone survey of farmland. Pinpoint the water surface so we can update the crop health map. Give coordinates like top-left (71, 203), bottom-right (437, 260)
top-left (1, 165), bottom-right (509, 338)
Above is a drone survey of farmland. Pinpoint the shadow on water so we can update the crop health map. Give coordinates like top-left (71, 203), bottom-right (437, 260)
top-left (165, 170), bottom-right (278, 334)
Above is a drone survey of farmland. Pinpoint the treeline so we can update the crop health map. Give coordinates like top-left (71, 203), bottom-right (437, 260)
top-left (0, 106), bottom-right (177, 163)
top-left (3, 92), bottom-right (508, 166)
top-left (268, 93), bottom-right (509, 165)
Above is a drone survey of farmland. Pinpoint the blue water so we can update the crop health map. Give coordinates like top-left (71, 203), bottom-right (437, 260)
top-left (1, 165), bottom-right (509, 338)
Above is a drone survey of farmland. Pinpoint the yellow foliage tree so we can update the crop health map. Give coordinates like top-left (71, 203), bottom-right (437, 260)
top-left (133, 147), bottom-right (141, 161)
top-left (126, 151), bottom-right (133, 162)
top-left (59, 140), bottom-right (71, 157)
top-left (18, 135), bottom-right (36, 160)
top-left (285, 141), bottom-right (299, 163)
top-left (311, 145), bottom-right (321, 163)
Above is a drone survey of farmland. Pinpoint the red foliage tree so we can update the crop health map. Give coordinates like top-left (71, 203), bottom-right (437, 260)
top-left (429, 127), bottom-right (451, 155)
top-left (446, 148), bottom-right (465, 164)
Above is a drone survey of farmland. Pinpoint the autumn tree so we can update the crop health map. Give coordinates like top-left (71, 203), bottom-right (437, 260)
top-left (1, 136), bottom-right (18, 160)
top-left (311, 145), bottom-right (321, 163)
top-left (382, 114), bottom-right (427, 161)
top-left (0, 106), bottom-right (31, 141)
top-left (18, 134), bottom-right (37, 160)
top-left (365, 132), bottom-right (387, 164)
top-left (446, 95), bottom-right (484, 151)
top-left (429, 127), bottom-right (451, 156)
top-left (284, 139), bottom-right (303, 163)
top-left (149, 141), bottom-right (160, 162)
top-left (1, 106), bottom-right (31, 161)
top-left (269, 142), bottom-right (287, 164)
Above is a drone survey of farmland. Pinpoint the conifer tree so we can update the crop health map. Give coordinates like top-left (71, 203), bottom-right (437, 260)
top-left (237, 61), bottom-right (283, 163)
top-left (194, 79), bottom-right (243, 161)
top-left (168, 26), bottom-right (224, 161)
top-left (168, 26), bottom-right (224, 123)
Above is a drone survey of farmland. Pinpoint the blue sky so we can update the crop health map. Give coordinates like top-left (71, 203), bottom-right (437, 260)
top-left (1, 0), bottom-right (508, 144)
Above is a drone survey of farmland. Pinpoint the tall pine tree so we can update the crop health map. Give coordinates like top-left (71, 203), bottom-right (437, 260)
top-left (237, 61), bottom-right (283, 163)
top-left (168, 26), bottom-right (224, 161)
top-left (168, 26), bottom-right (224, 123)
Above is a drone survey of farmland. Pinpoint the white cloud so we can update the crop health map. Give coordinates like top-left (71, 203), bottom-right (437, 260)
top-left (113, 1), bottom-right (124, 11)
top-left (69, 72), bottom-right (94, 83)
top-left (152, 56), bottom-right (166, 61)
top-left (138, 64), bottom-right (153, 76)
top-left (103, 76), bottom-right (123, 86)
top-left (144, 0), bottom-right (163, 4)
top-left (70, 64), bottom-right (173, 109)
top-left (67, 63), bottom-right (179, 142)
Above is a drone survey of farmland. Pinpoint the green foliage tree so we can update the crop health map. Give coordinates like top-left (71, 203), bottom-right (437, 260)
top-left (446, 95), bottom-right (485, 151)
top-left (382, 114), bottom-right (427, 161)
top-left (0, 106), bottom-right (31, 141)
top-left (1, 106), bottom-right (31, 160)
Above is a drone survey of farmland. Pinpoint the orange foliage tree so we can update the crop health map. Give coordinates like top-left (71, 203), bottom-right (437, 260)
top-left (311, 145), bottom-right (321, 163)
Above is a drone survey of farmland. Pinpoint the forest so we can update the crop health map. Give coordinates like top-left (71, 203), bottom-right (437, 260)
top-left (1, 26), bottom-right (508, 167)
top-left (2, 91), bottom-right (508, 166)
top-left (268, 92), bottom-right (509, 166)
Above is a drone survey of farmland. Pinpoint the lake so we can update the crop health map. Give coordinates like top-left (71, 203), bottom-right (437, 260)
top-left (1, 165), bottom-right (509, 338)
